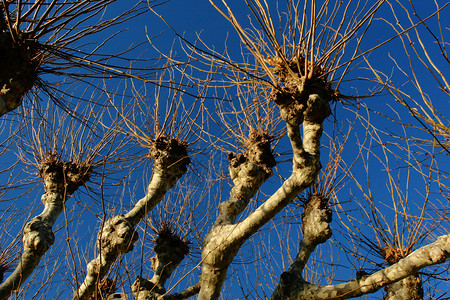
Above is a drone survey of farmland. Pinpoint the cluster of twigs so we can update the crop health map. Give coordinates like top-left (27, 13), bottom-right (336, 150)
top-left (0, 0), bottom-right (449, 299)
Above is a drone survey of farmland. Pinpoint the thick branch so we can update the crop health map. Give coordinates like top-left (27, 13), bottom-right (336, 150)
top-left (233, 94), bottom-right (328, 242)
top-left (0, 32), bottom-right (38, 117)
top-left (383, 275), bottom-right (423, 299)
top-left (292, 193), bottom-right (332, 277)
top-left (232, 122), bottom-right (323, 242)
top-left (271, 234), bottom-right (450, 299)
top-left (197, 94), bottom-right (329, 299)
top-left (0, 80), bottom-right (28, 117)
top-left (198, 133), bottom-right (275, 299)
top-left (131, 227), bottom-right (190, 299)
top-left (74, 138), bottom-right (189, 300)
top-left (74, 179), bottom-right (177, 300)
top-left (271, 193), bottom-right (332, 300)
top-left (216, 133), bottom-right (275, 226)
top-left (125, 139), bottom-right (190, 226)
top-left (132, 277), bottom-right (200, 300)
top-left (74, 215), bottom-right (138, 300)
top-left (0, 158), bottom-right (88, 300)
top-left (0, 192), bottom-right (62, 300)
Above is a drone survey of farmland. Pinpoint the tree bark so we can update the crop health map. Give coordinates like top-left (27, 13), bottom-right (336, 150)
top-left (74, 139), bottom-right (190, 300)
top-left (197, 93), bottom-right (330, 299)
top-left (383, 275), bottom-right (423, 300)
top-left (0, 32), bottom-right (38, 117)
top-left (271, 234), bottom-right (449, 299)
top-left (131, 227), bottom-right (190, 300)
top-left (0, 158), bottom-right (90, 300)
top-left (198, 133), bottom-right (276, 299)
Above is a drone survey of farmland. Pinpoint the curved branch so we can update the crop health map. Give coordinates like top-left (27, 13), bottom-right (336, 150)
top-left (74, 139), bottom-right (190, 300)
top-left (0, 192), bottom-right (62, 300)
top-left (0, 158), bottom-right (89, 300)
top-left (197, 94), bottom-right (330, 299)
top-left (271, 234), bottom-right (450, 299)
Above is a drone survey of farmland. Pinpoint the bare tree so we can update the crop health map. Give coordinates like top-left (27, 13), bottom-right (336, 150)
top-left (1, 0), bottom-right (450, 300)
top-left (0, 0), bottom-right (158, 117)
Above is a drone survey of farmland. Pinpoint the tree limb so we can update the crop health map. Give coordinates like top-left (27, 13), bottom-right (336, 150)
top-left (0, 157), bottom-right (90, 300)
top-left (271, 234), bottom-right (450, 299)
top-left (74, 139), bottom-right (190, 300)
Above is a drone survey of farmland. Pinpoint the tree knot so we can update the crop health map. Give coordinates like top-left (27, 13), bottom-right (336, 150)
top-left (39, 152), bottom-right (92, 196)
top-left (0, 31), bottom-right (40, 112)
top-left (228, 132), bottom-right (275, 183)
top-left (98, 215), bottom-right (138, 259)
top-left (301, 192), bottom-right (332, 244)
top-left (23, 217), bottom-right (55, 256)
top-left (132, 276), bottom-right (166, 299)
top-left (148, 137), bottom-right (190, 183)
top-left (303, 94), bottom-right (331, 123)
top-left (266, 55), bottom-right (333, 126)
top-left (151, 223), bottom-right (190, 276)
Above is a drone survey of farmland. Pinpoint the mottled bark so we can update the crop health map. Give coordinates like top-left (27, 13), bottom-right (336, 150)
top-left (383, 275), bottom-right (423, 300)
top-left (270, 234), bottom-right (450, 299)
top-left (75, 215), bottom-right (138, 300)
top-left (0, 157), bottom-right (90, 300)
top-left (217, 132), bottom-right (276, 226)
top-left (132, 278), bottom-right (199, 300)
top-left (197, 92), bottom-right (330, 299)
top-left (74, 139), bottom-right (189, 300)
top-left (132, 276), bottom-right (166, 300)
top-left (198, 133), bottom-right (275, 299)
top-left (271, 193), bottom-right (332, 300)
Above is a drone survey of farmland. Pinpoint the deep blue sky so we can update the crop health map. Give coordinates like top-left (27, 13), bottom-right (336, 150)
top-left (108, 1), bottom-right (450, 298)
top-left (1, 0), bottom-right (449, 299)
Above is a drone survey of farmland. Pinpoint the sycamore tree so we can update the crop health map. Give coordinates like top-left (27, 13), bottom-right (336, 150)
top-left (0, 0), bottom-right (450, 300)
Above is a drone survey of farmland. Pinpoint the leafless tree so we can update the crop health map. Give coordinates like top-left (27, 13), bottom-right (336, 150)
top-left (0, 0), bottom-right (159, 117)
top-left (1, 0), bottom-right (450, 300)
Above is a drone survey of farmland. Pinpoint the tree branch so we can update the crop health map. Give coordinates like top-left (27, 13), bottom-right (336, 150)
top-left (197, 94), bottom-right (331, 299)
top-left (74, 139), bottom-right (190, 300)
top-left (0, 157), bottom-right (89, 300)
top-left (198, 132), bottom-right (275, 299)
top-left (232, 94), bottom-right (329, 242)
top-left (271, 234), bottom-right (450, 299)
top-left (131, 226), bottom-right (190, 299)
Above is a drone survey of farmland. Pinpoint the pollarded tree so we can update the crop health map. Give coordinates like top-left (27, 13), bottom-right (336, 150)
top-left (0, 0), bottom-right (159, 117)
top-left (0, 0), bottom-right (171, 298)
top-left (1, 0), bottom-right (450, 300)
top-left (167, 1), bottom-right (450, 299)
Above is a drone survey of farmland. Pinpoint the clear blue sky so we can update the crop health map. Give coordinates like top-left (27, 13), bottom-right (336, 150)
top-left (1, 1), bottom-right (449, 299)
